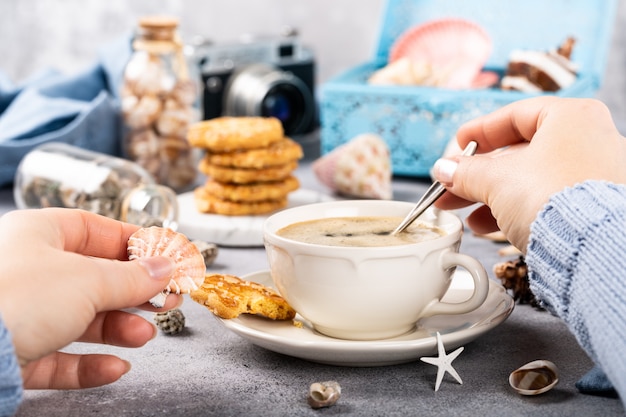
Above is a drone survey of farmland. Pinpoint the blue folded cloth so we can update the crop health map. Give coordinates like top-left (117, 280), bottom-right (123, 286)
top-left (576, 365), bottom-right (619, 398)
top-left (0, 36), bottom-right (132, 187)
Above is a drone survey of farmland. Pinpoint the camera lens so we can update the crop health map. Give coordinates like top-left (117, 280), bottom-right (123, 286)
top-left (262, 84), bottom-right (308, 130)
top-left (263, 91), bottom-right (292, 121)
top-left (223, 63), bottom-right (314, 135)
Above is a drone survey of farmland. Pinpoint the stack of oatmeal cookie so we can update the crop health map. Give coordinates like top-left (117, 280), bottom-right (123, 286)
top-left (187, 117), bottom-right (302, 215)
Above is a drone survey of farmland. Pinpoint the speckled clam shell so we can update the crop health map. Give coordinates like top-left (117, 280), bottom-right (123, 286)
top-left (509, 360), bottom-right (559, 395)
top-left (128, 227), bottom-right (206, 297)
top-left (312, 133), bottom-right (392, 200)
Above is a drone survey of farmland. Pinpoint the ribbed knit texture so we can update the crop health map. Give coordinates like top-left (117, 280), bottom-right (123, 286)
top-left (0, 314), bottom-right (22, 417)
top-left (527, 180), bottom-right (626, 404)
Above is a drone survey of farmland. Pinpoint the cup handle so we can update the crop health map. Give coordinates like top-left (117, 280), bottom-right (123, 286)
top-left (420, 250), bottom-right (490, 317)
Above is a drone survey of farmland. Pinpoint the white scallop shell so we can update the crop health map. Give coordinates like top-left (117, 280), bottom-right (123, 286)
top-left (128, 227), bottom-right (206, 306)
top-left (509, 360), bottom-right (559, 395)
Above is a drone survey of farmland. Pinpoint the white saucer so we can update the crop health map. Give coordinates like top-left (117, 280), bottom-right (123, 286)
top-left (215, 270), bottom-right (515, 366)
top-left (176, 188), bottom-right (332, 247)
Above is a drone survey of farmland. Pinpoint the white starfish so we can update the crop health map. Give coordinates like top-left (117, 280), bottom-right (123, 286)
top-left (420, 332), bottom-right (464, 391)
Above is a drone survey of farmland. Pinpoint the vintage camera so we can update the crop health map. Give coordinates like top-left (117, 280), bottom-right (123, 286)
top-left (196, 31), bottom-right (317, 136)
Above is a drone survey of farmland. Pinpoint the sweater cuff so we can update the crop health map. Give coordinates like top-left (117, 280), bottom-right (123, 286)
top-left (0, 314), bottom-right (22, 417)
top-left (526, 180), bottom-right (626, 346)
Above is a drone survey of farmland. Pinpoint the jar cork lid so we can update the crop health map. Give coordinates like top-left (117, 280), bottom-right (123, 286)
top-left (138, 16), bottom-right (179, 30)
top-left (136, 16), bottom-right (179, 42)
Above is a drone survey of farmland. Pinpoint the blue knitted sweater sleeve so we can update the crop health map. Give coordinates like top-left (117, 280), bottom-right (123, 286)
top-left (526, 180), bottom-right (626, 401)
top-left (0, 314), bottom-right (22, 417)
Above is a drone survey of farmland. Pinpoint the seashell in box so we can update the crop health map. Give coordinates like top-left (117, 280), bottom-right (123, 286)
top-left (389, 18), bottom-right (492, 89)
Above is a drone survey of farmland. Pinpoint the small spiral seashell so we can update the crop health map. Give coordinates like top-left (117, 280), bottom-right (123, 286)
top-left (121, 94), bottom-right (163, 129)
top-left (124, 53), bottom-right (174, 96)
top-left (509, 360), bottom-right (559, 396)
top-left (156, 103), bottom-right (194, 137)
top-left (128, 227), bottom-right (206, 307)
top-left (307, 381), bottom-right (341, 409)
top-left (126, 129), bottom-right (161, 159)
top-left (171, 80), bottom-right (197, 105)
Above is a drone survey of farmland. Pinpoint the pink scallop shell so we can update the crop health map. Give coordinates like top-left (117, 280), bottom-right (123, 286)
top-left (389, 18), bottom-right (492, 89)
top-left (312, 134), bottom-right (392, 200)
top-left (128, 227), bottom-right (205, 297)
top-left (312, 146), bottom-right (341, 191)
top-left (471, 70), bottom-right (499, 89)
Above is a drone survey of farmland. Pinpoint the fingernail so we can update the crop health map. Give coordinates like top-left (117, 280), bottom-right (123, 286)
top-left (122, 360), bottom-right (132, 375)
top-left (433, 158), bottom-right (458, 186)
top-left (139, 256), bottom-right (174, 280)
top-left (149, 323), bottom-right (159, 340)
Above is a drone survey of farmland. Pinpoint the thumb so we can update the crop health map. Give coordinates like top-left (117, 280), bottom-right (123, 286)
top-left (432, 154), bottom-right (493, 205)
top-left (86, 255), bottom-right (175, 311)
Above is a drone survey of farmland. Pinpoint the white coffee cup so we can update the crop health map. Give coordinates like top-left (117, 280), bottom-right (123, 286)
top-left (263, 200), bottom-right (489, 340)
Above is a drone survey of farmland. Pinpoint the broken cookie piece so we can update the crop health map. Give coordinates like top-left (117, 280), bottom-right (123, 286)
top-left (190, 273), bottom-right (296, 320)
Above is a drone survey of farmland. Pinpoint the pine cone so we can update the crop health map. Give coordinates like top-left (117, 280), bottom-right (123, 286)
top-left (154, 308), bottom-right (186, 335)
top-left (493, 256), bottom-right (542, 309)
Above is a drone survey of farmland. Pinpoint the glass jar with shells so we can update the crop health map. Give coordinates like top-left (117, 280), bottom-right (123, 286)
top-left (121, 15), bottom-right (199, 191)
top-left (14, 142), bottom-right (179, 229)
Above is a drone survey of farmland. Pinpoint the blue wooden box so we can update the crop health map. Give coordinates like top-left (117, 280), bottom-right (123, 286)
top-left (319, 0), bottom-right (617, 177)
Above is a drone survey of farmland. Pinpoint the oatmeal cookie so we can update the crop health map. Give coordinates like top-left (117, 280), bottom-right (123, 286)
top-left (198, 159), bottom-right (298, 184)
top-left (190, 273), bottom-right (296, 320)
top-left (201, 176), bottom-right (299, 202)
top-left (205, 137), bottom-right (303, 168)
top-left (187, 116), bottom-right (284, 152)
top-left (194, 187), bottom-right (287, 215)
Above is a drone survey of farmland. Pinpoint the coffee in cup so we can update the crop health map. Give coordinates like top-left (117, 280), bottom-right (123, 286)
top-left (276, 216), bottom-right (445, 247)
top-left (263, 200), bottom-right (489, 340)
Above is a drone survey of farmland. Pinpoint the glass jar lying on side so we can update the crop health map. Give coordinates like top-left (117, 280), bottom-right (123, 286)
top-left (14, 142), bottom-right (179, 229)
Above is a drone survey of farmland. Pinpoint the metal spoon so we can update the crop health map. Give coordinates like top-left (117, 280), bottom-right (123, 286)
top-left (391, 141), bottom-right (478, 235)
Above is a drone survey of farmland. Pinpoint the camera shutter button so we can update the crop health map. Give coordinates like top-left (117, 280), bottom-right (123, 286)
top-left (205, 77), bottom-right (223, 93)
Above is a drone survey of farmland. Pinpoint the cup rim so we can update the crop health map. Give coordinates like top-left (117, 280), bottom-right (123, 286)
top-left (263, 199), bottom-right (462, 251)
